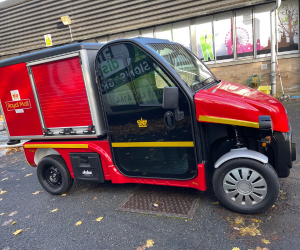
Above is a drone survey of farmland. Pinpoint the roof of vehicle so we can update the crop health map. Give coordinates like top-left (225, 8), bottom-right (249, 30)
top-left (0, 43), bottom-right (104, 68)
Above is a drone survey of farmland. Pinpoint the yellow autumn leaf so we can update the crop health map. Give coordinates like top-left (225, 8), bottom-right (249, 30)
top-left (1, 178), bottom-right (8, 181)
top-left (240, 223), bottom-right (260, 236)
top-left (32, 191), bottom-right (41, 195)
top-left (146, 239), bottom-right (155, 248)
top-left (234, 216), bottom-right (244, 225)
top-left (61, 194), bottom-right (66, 196)
top-left (96, 217), bottom-right (103, 221)
top-left (24, 173), bottom-right (33, 177)
top-left (232, 248), bottom-right (240, 250)
top-left (51, 208), bottom-right (58, 212)
top-left (75, 221), bottom-right (82, 226)
top-left (13, 229), bottom-right (22, 235)
top-left (261, 238), bottom-right (270, 244)
top-left (11, 221), bottom-right (16, 225)
top-left (212, 201), bottom-right (219, 205)
top-left (94, 197), bottom-right (97, 200)
top-left (0, 190), bottom-right (7, 195)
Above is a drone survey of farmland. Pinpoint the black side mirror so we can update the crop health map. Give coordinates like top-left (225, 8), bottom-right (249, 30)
top-left (162, 87), bottom-right (184, 121)
top-left (162, 87), bottom-right (179, 109)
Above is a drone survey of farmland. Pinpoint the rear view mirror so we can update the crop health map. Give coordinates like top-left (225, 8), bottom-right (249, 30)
top-left (162, 87), bottom-right (179, 109)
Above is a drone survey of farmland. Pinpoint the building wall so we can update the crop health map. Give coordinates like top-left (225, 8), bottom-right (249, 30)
top-left (209, 55), bottom-right (300, 93)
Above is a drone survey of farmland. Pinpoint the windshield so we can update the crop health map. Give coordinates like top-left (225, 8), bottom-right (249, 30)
top-left (148, 43), bottom-right (217, 92)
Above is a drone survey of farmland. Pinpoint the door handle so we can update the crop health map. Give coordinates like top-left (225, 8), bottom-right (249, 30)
top-left (164, 111), bottom-right (176, 130)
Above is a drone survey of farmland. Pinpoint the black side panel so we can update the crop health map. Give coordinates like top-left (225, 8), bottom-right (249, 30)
top-left (70, 153), bottom-right (105, 183)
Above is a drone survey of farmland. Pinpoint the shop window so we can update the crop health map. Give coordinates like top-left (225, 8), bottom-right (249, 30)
top-left (172, 20), bottom-right (192, 50)
top-left (236, 9), bottom-right (254, 57)
top-left (214, 12), bottom-right (234, 60)
top-left (277, 0), bottom-right (299, 52)
top-left (155, 24), bottom-right (173, 41)
top-left (255, 4), bottom-right (273, 56)
top-left (196, 16), bottom-right (214, 62)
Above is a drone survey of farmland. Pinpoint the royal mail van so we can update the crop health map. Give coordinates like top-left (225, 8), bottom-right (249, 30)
top-left (0, 38), bottom-right (296, 214)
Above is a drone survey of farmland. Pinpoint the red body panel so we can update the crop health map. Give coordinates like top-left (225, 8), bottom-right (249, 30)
top-left (24, 140), bottom-right (207, 191)
top-left (0, 63), bottom-right (43, 137)
top-left (195, 81), bottom-right (289, 132)
top-left (31, 57), bottom-right (92, 128)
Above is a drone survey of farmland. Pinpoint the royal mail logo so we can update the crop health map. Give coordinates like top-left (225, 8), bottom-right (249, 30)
top-left (6, 90), bottom-right (31, 113)
top-left (6, 100), bottom-right (31, 111)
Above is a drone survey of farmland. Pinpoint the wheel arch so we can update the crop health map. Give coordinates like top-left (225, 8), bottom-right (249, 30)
top-left (34, 148), bottom-right (60, 166)
top-left (214, 148), bottom-right (268, 168)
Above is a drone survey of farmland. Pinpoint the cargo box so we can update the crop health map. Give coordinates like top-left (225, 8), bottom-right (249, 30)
top-left (0, 43), bottom-right (106, 140)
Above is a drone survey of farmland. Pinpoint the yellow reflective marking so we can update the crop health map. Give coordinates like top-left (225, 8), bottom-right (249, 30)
top-left (24, 144), bottom-right (88, 149)
top-left (112, 142), bottom-right (194, 147)
top-left (198, 115), bottom-right (259, 128)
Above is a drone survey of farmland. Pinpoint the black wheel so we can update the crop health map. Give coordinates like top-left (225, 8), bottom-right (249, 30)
top-left (37, 155), bottom-right (73, 195)
top-left (213, 158), bottom-right (279, 214)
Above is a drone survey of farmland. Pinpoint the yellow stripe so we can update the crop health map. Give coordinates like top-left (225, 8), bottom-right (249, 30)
top-left (198, 115), bottom-right (259, 128)
top-left (24, 144), bottom-right (88, 149)
top-left (112, 141), bottom-right (194, 147)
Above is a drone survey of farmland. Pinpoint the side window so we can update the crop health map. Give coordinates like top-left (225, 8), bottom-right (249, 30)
top-left (97, 43), bottom-right (174, 110)
top-left (126, 47), bottom-right (174, 105)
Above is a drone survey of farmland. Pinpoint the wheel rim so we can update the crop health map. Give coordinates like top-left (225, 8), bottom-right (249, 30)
top-left (43, 166), bottom-right (62, 188)
top-left (223, 167), bottom-right (267, 206)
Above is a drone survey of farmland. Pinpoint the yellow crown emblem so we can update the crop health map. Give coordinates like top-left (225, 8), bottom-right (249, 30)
top-left (137, 117), bottom-right (147, 128)
top-left (13, 93), bottom-right (19, 99)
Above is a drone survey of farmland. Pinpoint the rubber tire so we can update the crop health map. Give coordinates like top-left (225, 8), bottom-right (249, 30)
top-left (213, 158), bottom-right (279, 214)
top-left (37, 155), bottom-right (73, 195)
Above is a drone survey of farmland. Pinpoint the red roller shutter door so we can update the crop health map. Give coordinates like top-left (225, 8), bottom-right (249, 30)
top-left (31, 56), bottom-right (93, 128)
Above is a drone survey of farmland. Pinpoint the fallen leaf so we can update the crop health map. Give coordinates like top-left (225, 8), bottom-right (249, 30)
top-left (93, 197), bottom-right (97, 200)
top-left (0, 213), bottom-right (4, 216)
top-left (75, 221), bottom-right (82, 226)
top-left (32, 191), bottom-right (41, 195)
top-left (261, 239), bottom-right (270, 244)
top-left (24, 173), bottom-right (33, 177)
top-left (96, 217), bottom-right (103, 221)
top-left (22, 168), bottom-right (25, 169)
top-left (13, 229), bottom-right (22, 235)
top-left (2, 219), bottom-right (13, 226)
top-left (0, 198), bottom-right (2, 201)
top-left (8, 211), bottom-right (17, 216)
top-left (25, 215), bottom-right (31, 218)
top-left (212, 201), bottom-right (219, 205)
top-left (88, 211), bottom-right (92, 215)
top-left (240, 223), bottom-right (260, 236)
top-left (61, 194), bottom-right (66, 196)
top-left (51, 209), bottom-right (58, 212)
top-left (233, 227), bottom-right (240, 230)
top-left (0, 190), bottom-right (7, 195)
top-left (1, 178), bottom-right (8, 181)
top-left (232, 248), bottom-right (240, 250)
top-left (146, 239), bottom-right (155, 248)
top-left (234, 216), bottom-right (245, 225)
top-left (250, 219), bottom-right (263, 223)
top-left (11, 221), bottom-right (16, 225)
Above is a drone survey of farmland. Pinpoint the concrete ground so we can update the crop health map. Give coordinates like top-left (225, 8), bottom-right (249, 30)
top-left (0, 100), bottom-right (299, 250)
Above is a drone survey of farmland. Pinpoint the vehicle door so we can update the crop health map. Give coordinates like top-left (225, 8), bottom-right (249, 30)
top-left (96, 42), bottom-right (197, 180)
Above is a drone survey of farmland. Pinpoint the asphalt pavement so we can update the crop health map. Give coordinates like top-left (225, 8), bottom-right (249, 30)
top-left (0, 100), bottom-right (300, 250)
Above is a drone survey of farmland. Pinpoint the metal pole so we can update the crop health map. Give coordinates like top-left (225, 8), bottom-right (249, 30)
top-left (270, 0), bottom-right (281, 95)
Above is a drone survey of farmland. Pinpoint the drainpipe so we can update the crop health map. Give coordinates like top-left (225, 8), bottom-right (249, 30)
top-left (270, 0), bottom-right (281, 95)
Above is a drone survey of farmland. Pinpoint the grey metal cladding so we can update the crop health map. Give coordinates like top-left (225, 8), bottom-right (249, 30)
top-left (0, 43), bottom-right (103, 68)
top-left (0, 0), bottom-right (267, 57)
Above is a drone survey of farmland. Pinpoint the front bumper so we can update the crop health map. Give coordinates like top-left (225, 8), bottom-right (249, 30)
top-left (273, 123), bottom-right (296, 178)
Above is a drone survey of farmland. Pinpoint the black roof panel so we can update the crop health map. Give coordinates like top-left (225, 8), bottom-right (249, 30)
top-left (0, 43), bottom-right (104, 68)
